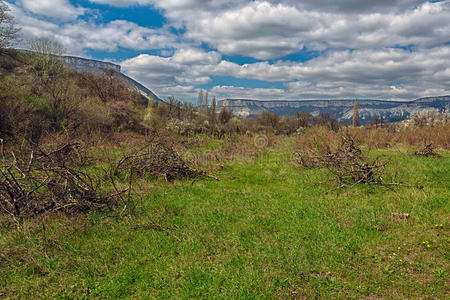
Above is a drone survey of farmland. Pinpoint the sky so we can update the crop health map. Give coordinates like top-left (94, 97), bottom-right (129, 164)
top-left (4, 0), bottom-right (450, 102)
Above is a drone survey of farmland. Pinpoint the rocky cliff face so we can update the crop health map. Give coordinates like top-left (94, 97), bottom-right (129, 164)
top-left (60, 55), bottom-right (162, 102)
top-left (60, 56), bottom-right (121, 73)
top-left (218, 96), bottom-right (450, 123)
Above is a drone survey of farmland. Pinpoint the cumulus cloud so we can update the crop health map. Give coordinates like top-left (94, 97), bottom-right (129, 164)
top-left (122, 46), bottom-right (450, 100)
top-left (18, 0), bottom-right (85, 21)
top-left (121, 48), bottom-right (221, 88)
top-left (210, 85), bottom-right (286, 100)
top-left (88, 0), bottom-right (154, 7)
top-left (180, 1), bottom-right (450, 59)
top-left (279, 0), bottom-right (426, 13)
top-left (172, 48), bottom-right (221, 65)
top-left (8, 3), bottom-right (177, 55)
top-left (6, 0), bottom-right (450, 100)
top-left (89, 1), bottom-right (447, 60)
top-left (59, 20), bottom-right (177, 52)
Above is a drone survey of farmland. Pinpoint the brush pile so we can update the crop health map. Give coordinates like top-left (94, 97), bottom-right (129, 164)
top-left (295, 136), bottom-right (386, 187)
top-left (294, 135), bottom-right (421, 190)
top-left (0, 142), bottom-right (120, 223)
top-left (414, 144), bottom-right (441, 157)
top-left (114, 135), bottom-right (205, 181)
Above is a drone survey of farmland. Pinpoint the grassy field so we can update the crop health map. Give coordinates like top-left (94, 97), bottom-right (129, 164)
top-left (0, 138), bottom-right (449, 299)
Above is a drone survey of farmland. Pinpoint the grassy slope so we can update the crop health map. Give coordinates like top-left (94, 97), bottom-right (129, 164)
top-left (0, 142), bottom-right (449, 299)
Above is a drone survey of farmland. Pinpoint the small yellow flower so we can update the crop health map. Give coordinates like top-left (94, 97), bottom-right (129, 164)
top-left (399, 259), bottom-right (403, 262)
top-left (427, 244), bottom-right (431, 248)
top-left (403, 243), bottom-right (406, 246)
top-left (422, 241), bottom-right (426, 244)
top-left (440, 224), bottom-right (443, 227)
top-left (398, 247), bottom-right (401, 250)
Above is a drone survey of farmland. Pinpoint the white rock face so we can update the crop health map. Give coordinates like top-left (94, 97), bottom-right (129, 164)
top-left (60, 55), bottom-right (163, 102)
top-left (217, 96), bottom-right (450, 124)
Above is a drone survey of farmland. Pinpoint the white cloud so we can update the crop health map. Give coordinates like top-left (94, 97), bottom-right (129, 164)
top-left (8, 3), bottom-right (177, 55)
top-left (7, 0), bottom-right (450, 101)
top-left (280, 0), bottom-right (426, 13)
top-left (59, 20), bottom-right (177, 52)
top-left (121, 48), bottom-right (220, 88)
top-left (88, 0), bottom-right (154, 7)
top-left (121, 45), bottom-right (450, 100)
top-left (210, 85), bottom-right (285, 100)
top-left (11, 1), bottom-right (450, 60)
top-left (172, 48), bottom-right (221, 65)
top-left (179, 1), bottom-right (450, 59)
top-left (18, 0), bottom-right (85, 21)
top-left (89, 1), bottom-right (449, 60)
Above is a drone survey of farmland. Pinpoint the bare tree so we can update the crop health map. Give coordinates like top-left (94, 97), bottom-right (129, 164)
top-left (0, 0), bottom-right (20, 49)
top-left (28, 37), bottom-right (65, 57)
top-left (27, 38), bottom-right (66, 93)
top-left (295, 111), bottom-right (312, 128)
top-left (218, 108), bottom-right (232, 124)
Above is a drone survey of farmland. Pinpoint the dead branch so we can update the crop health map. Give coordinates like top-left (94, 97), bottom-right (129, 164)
top-left (294, 135), bottom-right (423, 191)
top-left (414, 144), bottom-right (441, 157)
top-left (0, 142), bottom-right (121, 223)
top-left (114, 135), bottom-right (208, 181)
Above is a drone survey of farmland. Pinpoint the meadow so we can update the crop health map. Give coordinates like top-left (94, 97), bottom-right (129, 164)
top-left (1, 49), bottom-right (449, 299)
top-left (1, 134), bottom-right (448, 299)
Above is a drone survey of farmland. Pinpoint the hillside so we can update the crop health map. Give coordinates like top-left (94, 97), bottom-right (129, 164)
top-left (218, 96), bottom-right (450, 123)
top-left (59, 55), bottom-right (163, 102)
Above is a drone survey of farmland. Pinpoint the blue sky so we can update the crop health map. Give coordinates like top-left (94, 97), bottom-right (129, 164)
top-left (5, 0), bottom-right (450, 102)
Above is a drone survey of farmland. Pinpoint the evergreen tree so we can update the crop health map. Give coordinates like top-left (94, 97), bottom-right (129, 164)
top-left (204, 91), bottom-right (209, 114)
top-left (211, 97), bottom-right (216, 118)
top-left (197, 89), bottom-right (204, 108)
top-left (210, 96), bottom-right (217, 125)
top-left (353, 99), bottom-right (360, 127)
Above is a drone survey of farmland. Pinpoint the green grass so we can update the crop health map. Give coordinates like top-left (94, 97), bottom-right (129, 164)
top-left (0, 142), bottom-right (449, 299)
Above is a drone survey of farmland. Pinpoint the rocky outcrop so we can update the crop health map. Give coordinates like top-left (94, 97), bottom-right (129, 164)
top-left (60, 55), bottom-right (162, 102)
top-left (218, 96), bottom-right (450, 123)
top-left (59, 56), bottom-right (121, 73)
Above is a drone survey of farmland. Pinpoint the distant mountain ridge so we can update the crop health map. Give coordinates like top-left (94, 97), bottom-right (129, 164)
top-left (218, 96), bottom-right (450, 123)
top-left (59, 55), bottom-right (163, 102)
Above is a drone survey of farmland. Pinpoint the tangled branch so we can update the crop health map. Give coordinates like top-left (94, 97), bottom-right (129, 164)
top-left (0, 142), bottom-right (122, 225)
top-left (294, 135), bottom-right (423, 192)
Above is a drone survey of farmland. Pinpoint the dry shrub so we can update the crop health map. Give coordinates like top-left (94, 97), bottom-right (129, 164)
top-left (344, 126), bottom-right (397, 149)
top-left (0, 142), bottom-right (120, 225)
top-left (308, 136), bottom-right (387, 186)
top-left (183, 133), bottom-right (279, 172)
top-left (178, 135), bottom-right (212, 149)
top-left (76, 96), bottom-right (114, 132)
top-left (292, 126), bottom-right (340, 167)
top-left (293, 134), bottom-right (422, 191)
top-left (414, 144), bottom-right (441, 157)
top-left (221, 133), bottom-right (277, 161)
top-left (113, 133), bottom-right (206, 181)
top-left (224, 134), bottom-right (267, 157)
top-left (293, 126), bottom-right (340, 152)
top-left (397, 123), bottom-right (450, 149)
top-left (0, 75), bottom-right (34, 140)
top-left (344, 123), bottom-right (450, 150)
